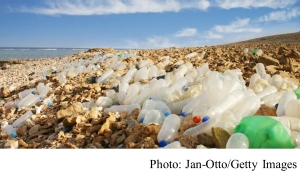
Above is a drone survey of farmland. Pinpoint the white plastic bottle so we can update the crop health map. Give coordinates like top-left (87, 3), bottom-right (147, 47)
top-left (97, 69), bottom-right (114, 83)
top-left (13, 111), bottom-right (33, 128)
top-left (285, 99), bottom-right (300, 119)
top-left (107, 104), bottom-right (141, 114)
top-left (155, 100), bottom-right (171, 117)
top-left (255, 63), bottom-right (266, 77)
top-left (276, 91), bottom-right (297, 116)
top-left (157, 114), bottom-right (181, 146)
top-left (18, 88), bottom-right (37, 99)
top-left (256, 86), bottom-right (277, 99)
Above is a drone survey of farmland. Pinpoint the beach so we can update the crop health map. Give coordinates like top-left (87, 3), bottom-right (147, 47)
top-left (0, 39), bottom-right (300, 149)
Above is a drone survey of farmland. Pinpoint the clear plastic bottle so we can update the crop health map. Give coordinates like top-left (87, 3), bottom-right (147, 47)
top-left (122, 66), bottom-right (137, 83)
top-left (155, 100), bottom-right (171, 117)
top-left (185, 52), bottom-right (197, 59)
top-left (169, 97), bottom-right (193, 115)
top-left (270, 74), bottom-right (283, 89)
top-left (142, 110), bottom-right (165, 126)
top-left (226, 133), bottom-right (249, 149)
top-left (157, 114), bottom-right (181, 146)
top-left (149, 65), bottom-right (158, 79)
top-left (96, 69), bottom-right (114, 83)
top-left (18, 94), bottom-right (41, 108)
top-left (18, 88), bottom-right (37, 99)
top-left (132, 87), bottom-right (152, 105)
top-left (12, 111), bottom-right (33, 128)
top-left (232, 96), bottom-right (261, 122)
top-left (138, 99), bottom-right (157, 122)
top-left (43, 97), bottom-right (53, 107)
top-left (118, 82), bottom-right (129, 104)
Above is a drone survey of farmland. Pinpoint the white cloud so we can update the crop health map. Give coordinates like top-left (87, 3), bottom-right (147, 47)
top-left (20, 0), bottom-right (210, 16)
top-left (214, 0), bottom-right (297, 9)
top-left (213, 18), bottom-right (262, 33)
top-left (256, 7), bottom-right (300, 22)
top-left (175, 28), bottom-right (197, 37)
top-left (205, 31), bottom-right (223, 39)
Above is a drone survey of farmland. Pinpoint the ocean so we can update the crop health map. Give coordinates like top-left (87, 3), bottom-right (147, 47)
top-left (0, 47), bottom-right (89, 61)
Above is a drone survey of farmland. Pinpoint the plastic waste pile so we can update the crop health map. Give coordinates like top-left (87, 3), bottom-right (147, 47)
top-left (1, 49), bottom-right (300, 149)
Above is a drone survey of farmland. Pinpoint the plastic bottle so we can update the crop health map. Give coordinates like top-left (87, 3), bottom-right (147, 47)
top-left (142, 110), bottom-right (165, 126)
top-left (107, 104), bottom-right (141, 114)
top-left (149, 65), bottom-right (158, 79)
top-left (134, 66), bottom-right (149, 82)
top-left (285, 99), bottom-right (300, 119)
top-left (262, 90), bottom-right (286, 103)
top-left (249, 73), bottom-right (261, 86)
top-left (205, 89), bottom-right (246, 120)
top-left (118, 82), bottom-right (129, 104)
top-left (43, 97), bottom-right (53, 107)
top-left (138, 99), bottom-right (157, 122)
top-left (13, 111), bottom-right (33, 128)
top-left (295, 85), bottom-right (300, 99)
top-left (18, 94), bottom-right (41, 108)
top-left (163, 141), bottom-right (181, 148)
top-left (39, 85), bottom-right (51, 98)
top-left (96, 69), bottom-right (114, 83)
top-left (232, 96), bottom-right (261, 122)
top-left (234, 116), bottom-right (295, 148)
top-left (270, 74), bottom-right (283, 89)
top-left (131, 87), bottom-right (152, 105)
top-left (180, 94), bottom-right (205, 117)
top-left (155, 100), bottom-right (171, 117)
top-left (256, 86), bottom-right (277, 99)
top-left (192, 103), bottom-right (210, 124)
top-left (168, 98), bottom-right (193, 115)
top-left (269, 116), bottom-right (300, 132)
top-left (185, 52), bottom-right (197, 59)
top-left (215, 111), bottom-right (239, 135)
top-left (157, 114), bottom-right (181, 146)
top-left (255, 63), bottom-right (266, 77)
top-left (124, 83), bottom-right (140, 105)
top-left (122, 67), bottom-right (137, 83)
top-left (81, 100), bottom-right (95, 109)
top-left (200, 51), bottom-right (206, 59)
top-left (18, 88), bottom-right (37, 99)
top-left (96, 97), bottom-right (113, 108)
top-left (256, 49), bottom-right (263, 56)
top-left (4, 125), bottom-right (17, 138)
top-left (226, 133), bottom-right (249, 149)
top-left (243, 48), bottom-right (249, 54)
top-left (183, 116), bottom-right (216, 136)
top-left (276, 91), bottom-right (297, 116)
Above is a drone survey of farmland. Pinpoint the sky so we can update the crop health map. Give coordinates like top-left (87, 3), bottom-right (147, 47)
top-left (0, 0), bottom-right (300, 49)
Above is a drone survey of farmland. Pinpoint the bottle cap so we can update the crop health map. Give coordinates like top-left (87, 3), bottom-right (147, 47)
top-left (48, 103), bottom-right (52, 107)
top-left (182, 86), bottom-right (188, 91)
top-left (193, 116), bottom-right (201, 123)
top-left (11, 132), bottom-right (17, 138)
top-left (115, 101), bottom-right (120, 105)
top-left (159, 140), bottom-right (168, 147)
top-left (164, 112), bottom-right (170, 117)
top-left (112, 86), bottom-right (117, 90)
top-left (32, 91), bottom-right (36, 95)
top-left (275, 103), bottom-right (279, 110)
top-left (202, 116), bottom-right (210, 123)
top-left (139, 117), bottom-right (144, 123)
top-left (180, 112), bottom-right (187, 117)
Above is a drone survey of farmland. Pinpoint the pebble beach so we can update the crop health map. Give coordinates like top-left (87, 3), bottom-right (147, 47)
top-left (1, 42), bottom-right (300, 149)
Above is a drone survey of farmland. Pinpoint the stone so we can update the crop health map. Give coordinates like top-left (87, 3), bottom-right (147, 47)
top-left (17, 125), bottom-right (27, 136)
top-left (141, 124), bottom-right (162, 142)
top-left (29, 124), bottom-right (41, 136)
top-left (98, 112), bottom-right (116, 135)
top-left (0, 86), bottom-right (10, 98)
top-left (86, 107), bottom-right (101, 119)
top-left (257, 55), bottom-right (280, 66)
top-left (56, 102), bottom-right (84, 120)
top-left (63, 84), bottom-right (73, 94)
top-left (179, 134), bottom-right (198, 148)
top-left (197, 133), bottom-right (215, 148)
top-left (4, 140), bottom-right (19, 149)
top-left (254, 104), bottom-right (277, 116)
top-left (211, 127), bottom-right (231, 148)
top-left (63, 116), bottom-right (77, 127)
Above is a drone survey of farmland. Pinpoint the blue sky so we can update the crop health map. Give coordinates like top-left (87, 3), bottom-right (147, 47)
top-left (0, 0), bottom-right (300, 49)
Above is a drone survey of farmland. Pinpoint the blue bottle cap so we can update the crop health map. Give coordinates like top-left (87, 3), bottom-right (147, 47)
top-left (139, 117), bottom-right (144, 123)
top-left (182, 85), bottom-right (188, 91)
top-left (164, 112), bottom-right (170, 117)
top-left (115, 101), bottom-right (120, 105)
top-left (159, 140), bottom-right (168, 147)
top-left (137, 66), bottom-right (140, 70)
top-left (32, 91), bottom-right (36, 94)
top-left (175, 139), bottom-right (179, 142)
top-left (202, 116), bottom-right (210, 123)
top-left (40, 97), bottom-right (43, 100)
top-left (11, 132), bottom-right (17, 138)
top-left (15, 106), bottom-right (19, 110)
top-left (275, 103), bottom-right (279, 110)
top-left (149, 97), bottom-right (152, 100)
top-left (48, 103), bottom-right (52, 107)
top-left (112, 86), bottom-right (116, 90)
top-left (180, 112), bottom-right (187, 117)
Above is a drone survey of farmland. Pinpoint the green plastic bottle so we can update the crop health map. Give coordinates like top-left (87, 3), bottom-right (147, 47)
top-left (234, 116), bottom-right (295, 148)
top-left (295, 85), bottom-right (300, 99)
